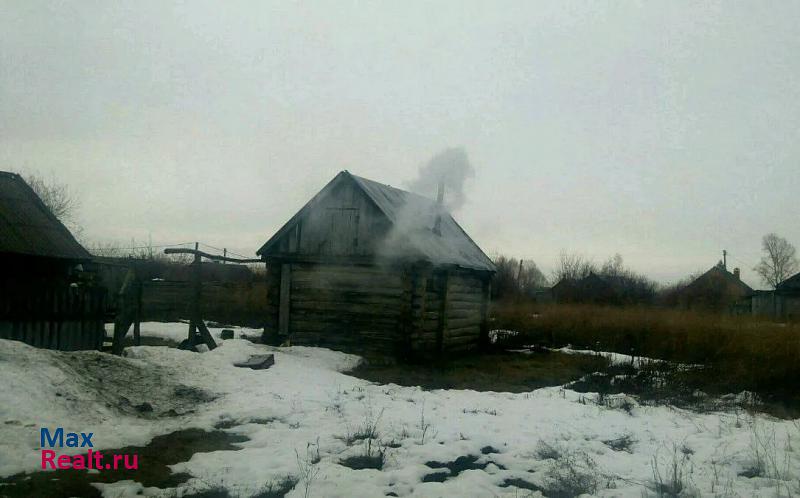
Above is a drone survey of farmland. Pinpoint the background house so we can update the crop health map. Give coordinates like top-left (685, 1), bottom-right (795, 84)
top-left (676, 262), bottom-right (752, 312)
top-left (257, 171), bottom-right (495, 358)
top-left (551, 272), bottom-right (619, 305)
top-left (0, 171), bottom-right (106, 350)
top-left (751, 272), bottom-right (800, 321)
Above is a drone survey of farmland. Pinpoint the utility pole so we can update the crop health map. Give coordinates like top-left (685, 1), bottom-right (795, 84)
top-left (723, 249), bottom-right (727, 269)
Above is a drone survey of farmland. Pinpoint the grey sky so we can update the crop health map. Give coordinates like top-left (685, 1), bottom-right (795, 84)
top-left (2, 1), bottom-right (798, 287)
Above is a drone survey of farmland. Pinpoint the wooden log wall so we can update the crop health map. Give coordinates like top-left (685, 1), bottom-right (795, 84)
top-left (0, 280), bottom-right (106, 351)
top-left (441, 271), bottom-right (485, 353)
top-left (405, 268), bottom-right (488, 357)
top-left (285, 263), bottom-right (405, 356)
top-left (263, 262), bottom-right (280, 340)
top-left (263, 260), bottom-right (491, 358)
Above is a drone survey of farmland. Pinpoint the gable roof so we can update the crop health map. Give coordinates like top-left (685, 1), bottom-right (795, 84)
top-left (0, 171), bottom-right (90, 261)
top-left (777, 271), bottom-right (800, 292)
top-left (257, 171), bottom-right (495, 272)
top-left (685, 264), bottom-right (753, 294)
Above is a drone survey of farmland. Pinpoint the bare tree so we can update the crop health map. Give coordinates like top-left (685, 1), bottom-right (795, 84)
top-left (552, 251), bottom-right (597, 283)
top-left (754, 233), bottom-right (799, 288)
top-left (491, 255), bottom-right (548, 299)
top-left (600, 253), bottom-right (624, 278)
top-left (519, 259), bottom-right (548, 292)
top-left (25, 173), bottom-right (80, 227)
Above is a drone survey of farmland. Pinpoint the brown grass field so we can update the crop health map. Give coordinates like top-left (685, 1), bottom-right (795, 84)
top-left (491, 301), bottom-right (800, 410)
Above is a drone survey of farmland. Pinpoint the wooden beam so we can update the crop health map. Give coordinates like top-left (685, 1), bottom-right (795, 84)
top-left (195, 320), bottom-right (218, 350)
top-left (479, 277), bottom-right (491, 351)
top-left (164, 247), bottom-right (261, 264)
top-left (279, 263), bottom-right (291, 336)
top-left (436, 270), bottom-right (450, 355)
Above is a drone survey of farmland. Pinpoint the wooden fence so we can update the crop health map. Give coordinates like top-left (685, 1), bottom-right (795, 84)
top-left (0, 282), bottom-right (107, 351)
top-left (139, 280), bottom-right (268, 326)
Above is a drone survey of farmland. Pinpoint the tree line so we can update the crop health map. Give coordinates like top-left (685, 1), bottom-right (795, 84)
top-left (19, 172), bottom-right (800, 293)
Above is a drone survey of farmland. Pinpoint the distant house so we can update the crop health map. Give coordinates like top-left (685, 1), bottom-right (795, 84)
top-left (551, 272), bottom-right (619, 305)
top-left (676, 262), bottom-right (752, 312)
top-left (257, 171), bottom-right (495, 358)
top-left (0, 171), bottom-right (106, 350)
top-left (751, 272), bottom-right (800, 321)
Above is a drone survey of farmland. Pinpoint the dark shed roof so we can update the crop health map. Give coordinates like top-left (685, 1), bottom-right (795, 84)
top-left (258, 171), bottom-right (495, 272)
top-left (777, 272), bottom-right (800, 292)
top-left (0, 171), bottom-right (90, 261)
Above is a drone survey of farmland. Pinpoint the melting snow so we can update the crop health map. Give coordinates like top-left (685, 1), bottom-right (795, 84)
top-left (0, 324), bottom-right (798, 497)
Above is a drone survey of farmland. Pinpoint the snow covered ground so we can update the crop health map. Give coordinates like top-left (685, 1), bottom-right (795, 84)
top-left (103, 321), bottom-right (262, 345)
top-left (1, 323), bottom-right (799, 497)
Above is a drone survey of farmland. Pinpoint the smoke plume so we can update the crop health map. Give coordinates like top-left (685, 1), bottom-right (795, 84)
top-left (406, 147), bottom-right (475, 211)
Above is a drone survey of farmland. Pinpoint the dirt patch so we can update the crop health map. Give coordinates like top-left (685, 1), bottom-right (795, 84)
top-left (0, 429), bottom-right (248, 498)
top-left (500, 477), bottom-right (543, 492)
top-left (421, 454), bottom-right (506, 482)
top-left (421, 471), bottom-right (450, 483)
top-left (346, 351), bottom-right (609, 392)
top-left (47, 350), bottom-right (219, 419)
top-left (339, 454), bottom-right (385, 470)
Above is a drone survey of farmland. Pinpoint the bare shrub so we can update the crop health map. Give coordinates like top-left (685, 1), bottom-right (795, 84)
top-left (603, 434), bottom-right (636, 453)
top-left (252, 476), bottom-right (299, 498)
top-left (535, 440), bottom-right (562, 460)
top-left (339, 405), bottom-right (384, 445)
top-left (295, 443), bottom-right (321, 498)
top-left (340, 436), bottom-right (388, 471)
top-left (417, 401), bottom-right (436, 445)
top-left (650, 443), bottom-right (695, 497)
top-left (741, 419), bottom-right (796, 496)
top-left (541, 450), bottom-right (600, 498)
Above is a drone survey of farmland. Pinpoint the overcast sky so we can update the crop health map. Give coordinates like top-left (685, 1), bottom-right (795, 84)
top-left (2, 1), bottom-right (798, 287)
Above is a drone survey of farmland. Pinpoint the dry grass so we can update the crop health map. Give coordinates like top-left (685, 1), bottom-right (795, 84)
top-left (492, 301), bottom-right (800, 409)
top-left (347, 350), bottom-right (609, 392)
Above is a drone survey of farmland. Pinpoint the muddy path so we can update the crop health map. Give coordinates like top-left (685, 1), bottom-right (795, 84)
top-left (0, 429), bottom-right (247, 498)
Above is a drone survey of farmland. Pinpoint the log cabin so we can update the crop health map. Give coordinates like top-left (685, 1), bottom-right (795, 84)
top-left (257, 171), bottom-right (495, 358)
top-left (0, 171), bottom-right (106, 350)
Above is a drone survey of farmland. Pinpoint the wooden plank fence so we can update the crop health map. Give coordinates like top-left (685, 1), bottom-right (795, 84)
top-left (0, 281), bottom-right (106, 351)
top-left (139, 280), bottom-right (268, 326)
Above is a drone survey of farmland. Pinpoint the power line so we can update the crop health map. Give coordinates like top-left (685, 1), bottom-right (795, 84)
top-left (197, 243), bottom-right (253, 260)
top-left (92, 241), bottom-right (195, 252)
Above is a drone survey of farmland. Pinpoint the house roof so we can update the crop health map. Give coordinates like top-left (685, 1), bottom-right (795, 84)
top-left (685, 264), bottom-right (753, 294)
top-left (552, 273), bottom-right (616, 294)
top-left (0, 171), bottom-right (90, 261)
top-left (777, 272), bottom-right (800, 292)
top-left (257, 171), bottom-right (495, 272)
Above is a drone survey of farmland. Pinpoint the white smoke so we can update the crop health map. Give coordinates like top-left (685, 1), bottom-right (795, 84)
top-left (406, 147), bottom-right (475, 211)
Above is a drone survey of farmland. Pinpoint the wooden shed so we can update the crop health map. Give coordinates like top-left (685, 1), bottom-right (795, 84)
top-left (257, 171), bottom-right (496, 358)
top-left (0, 171), bottom-right (106, 350)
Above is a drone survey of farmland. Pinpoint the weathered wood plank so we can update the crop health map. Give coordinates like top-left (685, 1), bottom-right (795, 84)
top-left (447, 317), bottom-right (482, 329)
top-left (291, 301), bottom-right (401, 314)
top-left (437, 271), bottom-right (450, 354)
top-left (279, 264), bottom-right (291, 336)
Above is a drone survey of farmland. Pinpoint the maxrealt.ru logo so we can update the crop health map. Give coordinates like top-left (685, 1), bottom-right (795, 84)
top-left (40, 428), bottom-right (138, 470)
